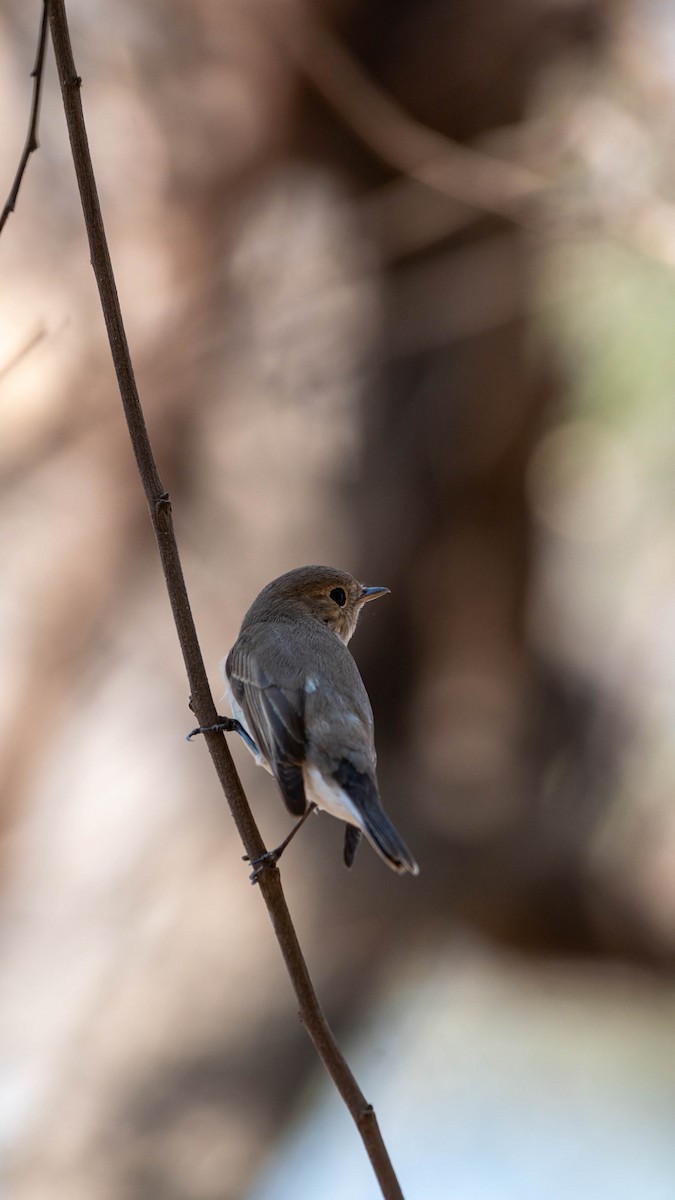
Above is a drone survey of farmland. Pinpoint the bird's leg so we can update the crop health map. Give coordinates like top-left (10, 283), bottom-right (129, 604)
top-left (245, 804), bottom-right (318, 883)
top-left (186, 716), bottom-right (259, 756)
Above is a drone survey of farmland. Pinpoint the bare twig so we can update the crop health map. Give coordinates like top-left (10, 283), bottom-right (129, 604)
top-left (46, 3), bottom-right (405, 1197)
top-left (0, 0), bottom-right (50, 234)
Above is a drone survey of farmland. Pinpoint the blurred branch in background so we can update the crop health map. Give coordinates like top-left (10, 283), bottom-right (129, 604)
top-left (279, 1), bottom-right (547, 217)
top-left (0, 326), bottom-right (46, 385)
top-left (283, 1), bottom-right (675, 274)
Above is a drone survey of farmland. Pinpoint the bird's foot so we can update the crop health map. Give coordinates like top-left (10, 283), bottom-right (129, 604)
top-left (186, 716), bottom-right (259, 755)
top-left (186, 717), bottom-right (235, 740)
top-left (243, 848), bottom-right (280, 884)
top-left (243, 804), bottom-right (317, 884)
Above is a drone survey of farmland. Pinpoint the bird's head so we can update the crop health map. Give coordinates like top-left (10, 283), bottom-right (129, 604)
top-left (246, 566), bottom-right (390, 644)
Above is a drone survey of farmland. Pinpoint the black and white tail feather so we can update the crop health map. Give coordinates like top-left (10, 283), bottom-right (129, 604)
top-left (334, 760), bottom-right (419, 876)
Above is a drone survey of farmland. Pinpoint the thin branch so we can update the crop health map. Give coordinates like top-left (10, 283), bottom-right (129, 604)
top-left (0, 0), bottom-right (50, 234)
top-left (46, 3), bottom-right (405, 1197)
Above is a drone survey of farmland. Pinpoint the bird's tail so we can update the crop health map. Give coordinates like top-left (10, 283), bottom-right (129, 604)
top-left (360, 803), bottom-right (419, 876)
top-left (334, 759), bottom-right (419, 876)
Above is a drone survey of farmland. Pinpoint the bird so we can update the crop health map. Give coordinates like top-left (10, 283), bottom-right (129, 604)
top-left (190, 566), bottom-right (419, 880)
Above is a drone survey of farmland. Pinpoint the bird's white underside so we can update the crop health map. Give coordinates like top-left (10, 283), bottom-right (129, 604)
top-left (302, 763), bottom-right (362, 827)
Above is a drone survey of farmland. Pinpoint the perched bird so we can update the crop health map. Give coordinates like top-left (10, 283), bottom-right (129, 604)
top-left (192, 566), bottom-right (418, 879)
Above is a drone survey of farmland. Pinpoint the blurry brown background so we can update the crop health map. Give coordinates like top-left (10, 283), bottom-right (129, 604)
top-left (3, 1), bottom-right (675, 1198)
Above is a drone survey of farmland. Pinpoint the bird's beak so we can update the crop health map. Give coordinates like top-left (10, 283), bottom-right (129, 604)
top-left (359, 585), bottom-right (390, 604)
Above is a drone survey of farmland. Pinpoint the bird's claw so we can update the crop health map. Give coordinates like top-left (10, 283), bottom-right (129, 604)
top-left (186, 719), bottom-right (235, 742)
top-left (243, 849), bottom-right (280, 884)
top-left (186, 717), bottom-right (259, 755)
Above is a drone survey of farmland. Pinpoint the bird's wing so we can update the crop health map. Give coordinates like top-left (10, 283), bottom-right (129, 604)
top-left (226, 629), bottom-right (307, 816)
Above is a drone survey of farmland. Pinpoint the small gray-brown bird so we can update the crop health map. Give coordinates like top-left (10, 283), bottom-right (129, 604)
top-left (193, 566), bottom-right (418, 878)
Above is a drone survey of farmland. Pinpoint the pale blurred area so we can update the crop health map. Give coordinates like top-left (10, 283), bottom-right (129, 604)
top-left (3, 1), bottom-right (675, 1197)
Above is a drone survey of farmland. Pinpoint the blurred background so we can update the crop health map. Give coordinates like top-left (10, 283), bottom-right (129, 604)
top-left (3, 0), bottom-right (675, 1197)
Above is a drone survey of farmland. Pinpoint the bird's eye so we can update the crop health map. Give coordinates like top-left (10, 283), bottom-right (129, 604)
top-left (330, 587), bottom-right (347, 607)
